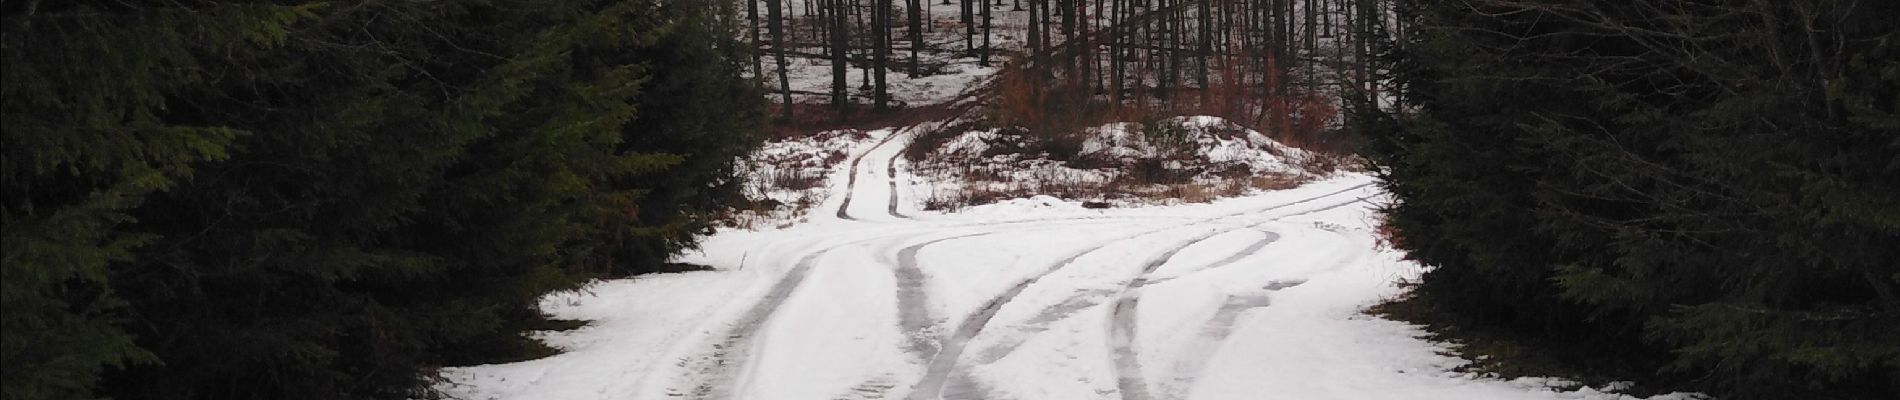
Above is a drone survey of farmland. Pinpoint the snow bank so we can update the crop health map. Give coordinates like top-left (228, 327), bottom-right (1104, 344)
top-left (911, 115), bottom-right (1324, 211)
top-left (731, 129), bottom-right (880, 226)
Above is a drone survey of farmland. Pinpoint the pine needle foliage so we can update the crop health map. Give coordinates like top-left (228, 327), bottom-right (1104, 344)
top-left (1359, 1), bottom-right (1899, 398)
top-left (1, 1), bottom-right (763, 399)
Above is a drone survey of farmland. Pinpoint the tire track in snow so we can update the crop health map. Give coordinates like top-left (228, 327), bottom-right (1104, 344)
top-left (676, 246), bottom-right (839, 400)
top-left (680, 182), bottom-right (1372, 400)
top-left (907, 183), bottom-right (1376, 400)
top-left (1108, 236), bottom-right (1219, 400)
top-left (832, 130), bottom-right (896, 218)
top-left (1141, 196), bottom-right (1375, 399)
top-left (1113, 194), bottom-right (1372, 400)
top-left (882, 221), bottom-right (1154, 400)
top-left (887, 153), bottom-right (910, 219)
top-left (674, 229), bottom-right (934, 399)
top-left (891, 219), bottom-right (1172, 357)
top-left (1151, 279), bottom-right (1306, 400)
top-left (1134, 231), bottom-right (1282, 288)
top-left (837, 128), bottom-right (913, 221)
top-left (678, 222), bottom-right (1082, 400)
top-left (931, 228), bottom-right (1242, 400)
top-left (896, 232), bottom-right (998, 357)
top-left (905, 237), bottom-right (1137, 400)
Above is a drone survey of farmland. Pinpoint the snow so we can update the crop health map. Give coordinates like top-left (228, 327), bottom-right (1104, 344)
top-left (439, 124), bottom-right (1703, 400)
top-left (910, 116), bottom-right (1326, 212)
top-left (731, 129), bottom-right (880, 226)
top-left (759, 1), bottom-right (1023, 108)
top-left (1074, 116), bottom-right (1313, 180)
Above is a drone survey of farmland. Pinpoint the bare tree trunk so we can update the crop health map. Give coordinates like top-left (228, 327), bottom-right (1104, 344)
top-left (1110, 0), bottom-right (1125, 101)
top-left (980, 0), bottom-right (992, 66)
top-left (1092, 0), bottom-right (1106, 92)
top-left (908, 0), bottom-right (923, 76)
top-left (1061, 0), bottom-right (1077, 80)
top-left (1196, 0), bottom-right (1210, 99)
top-left (857, 0), bottom-right (873, 91)
top-left (1028, 0), bottom-right (1044, 103)
top-left (831, 0), bottom-right (852, 120)
top-left (750, 0), bottom-right (764, 79)
top-left (963, 0), bottom-right (975, 53)
top-left (767, 0), bottom-right (795, 121)
top-left (874, 0), bottom-right (891, 110)
top-left (1029, 0), bottom-right (1043, 59)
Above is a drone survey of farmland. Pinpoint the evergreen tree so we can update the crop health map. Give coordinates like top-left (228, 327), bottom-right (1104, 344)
top-left (1360, 1), bottom-right (1899, 398)
top-left (1, 1), bottom-right (763, 399)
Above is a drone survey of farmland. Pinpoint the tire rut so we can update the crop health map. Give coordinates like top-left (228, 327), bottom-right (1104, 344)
top-left (1135, 231), bottom-right (1281, 289)
top-left (1110, 195), bottom-right (1370, 399)
top-left (1152, 279), bottom-right (1306, 400)
top-left (1108, 239), bottom-right (1209, 400)
top-left (674, 247), bottom-right (834, 399)
top-left (905, 182), bottom-right (1377, 400)
top-left (836, 129), bottom-right (908, 221)
top-left (887, 153), bottom-right (909, 219)
top-left (895, 232), bottom-right (999, 357)
top-left (673, 230), bottom-right (927, 399)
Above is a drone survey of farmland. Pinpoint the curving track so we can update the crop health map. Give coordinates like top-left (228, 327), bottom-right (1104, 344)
top-left (657, 124), bottom-right (1386, 400)
top-left (451, 123), bottom-right (1421, 400)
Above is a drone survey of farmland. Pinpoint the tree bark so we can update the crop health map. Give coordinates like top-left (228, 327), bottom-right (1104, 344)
top-left (767, 0), bottom-right (795, 121)
top-left (831, 0), bottom-right (852, 120)
top-left (875, 0), bottom-right (891, 110)
top-left (908, 0), bottom-right (923, 76)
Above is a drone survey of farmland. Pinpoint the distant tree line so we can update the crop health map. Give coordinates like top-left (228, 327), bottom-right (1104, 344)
top-left (1359, 1), bottom-right (1897, 398)
top-left (1, 1), bottom-right (763, 399)
top-left (747, 0), bottom-right (1398, 150)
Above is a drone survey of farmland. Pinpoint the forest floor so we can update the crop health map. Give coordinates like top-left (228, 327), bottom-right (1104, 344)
top-left (438, 126), bottom-right (1705, 400)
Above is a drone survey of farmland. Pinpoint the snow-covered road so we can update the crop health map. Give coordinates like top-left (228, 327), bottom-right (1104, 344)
top-left (440, 129), bottom-right (1694, 400)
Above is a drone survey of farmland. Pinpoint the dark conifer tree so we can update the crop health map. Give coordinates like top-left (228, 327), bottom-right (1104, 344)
top-left (1358, 1), bottom-right (1899, 398)
top-left (1, 1), bottom-right (764, 399)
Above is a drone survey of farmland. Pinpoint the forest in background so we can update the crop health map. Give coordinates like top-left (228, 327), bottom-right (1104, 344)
top-left (1359, 1), bottom-right (1897, 399)
top-left (3, 0), bottom-right (1895, 399)
top-left (742, 0), bottom-right (1401, 153)
top-left (1, 0), bottom-right (762, 399)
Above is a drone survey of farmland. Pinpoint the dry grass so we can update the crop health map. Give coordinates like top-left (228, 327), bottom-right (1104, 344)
top-left (764, 168), bottom-right (827, 191)
top-left (917, 163), bottom-right (1318, 212)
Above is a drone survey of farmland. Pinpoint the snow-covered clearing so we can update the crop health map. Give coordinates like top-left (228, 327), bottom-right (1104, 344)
top-left (439, 126), bottom-right (1701, 400)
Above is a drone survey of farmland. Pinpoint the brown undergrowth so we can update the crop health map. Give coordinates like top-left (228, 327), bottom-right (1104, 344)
top-left (904, 59), bottom-right (1355, 211)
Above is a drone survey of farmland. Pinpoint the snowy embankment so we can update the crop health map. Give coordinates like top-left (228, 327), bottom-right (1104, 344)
top-left (729, 129), bottom-right (878, 227)
top-left (912, 115), bottom-right (1329, 210)
top-left (439, 122), bottom-right (1701, 400)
